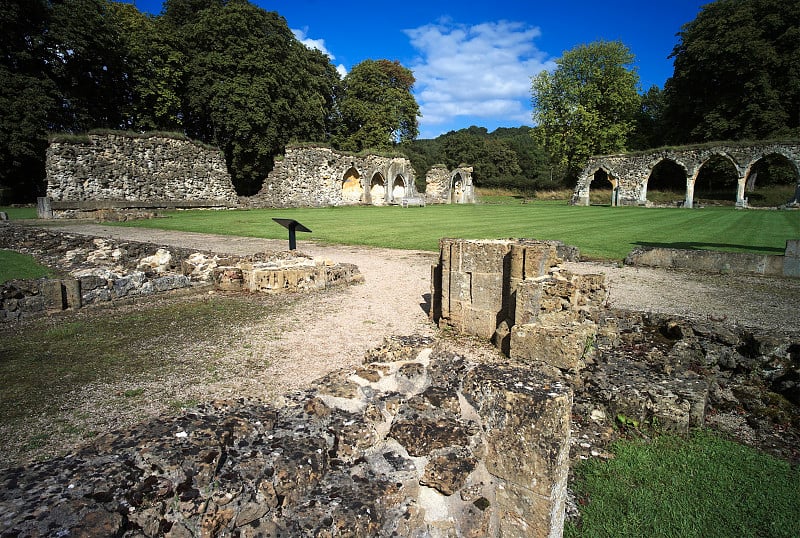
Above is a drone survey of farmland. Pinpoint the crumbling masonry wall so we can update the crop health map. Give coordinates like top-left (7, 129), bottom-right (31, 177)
top-left (425, 165), bottom-right (476, 204)
top-left (44, 133), bottom-right (238, 217)
top-left (253, 145), bottom-right (419, 207)
top-left (0, 337), bottom-right (572, 537)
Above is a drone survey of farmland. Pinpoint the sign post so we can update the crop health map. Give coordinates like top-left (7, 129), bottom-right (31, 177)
top-left (272, 218), bottom-right (312, 250)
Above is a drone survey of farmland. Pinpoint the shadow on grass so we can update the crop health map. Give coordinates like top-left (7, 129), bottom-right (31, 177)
top-left (633, 241), bottom-right (785, 255)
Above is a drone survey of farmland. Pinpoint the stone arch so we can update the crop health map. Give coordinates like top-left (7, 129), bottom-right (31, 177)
top-left (451, 172), bottom-right (463, 204)
top-left (693, 152), bottom-right (741, 205)
top-left (369, 172), bottom-right (386, 206)
top-left (341, 166), bottom-right (363, 204)
top-left (743, 151), bottom-right (800, 206)
top-left (645, 158), bottom-right (689, 205)
top-left (588, 166), bottom-right (618, 206)
top-left (575, 162), bottom-right (620, 206)
top-left (391, 174), bottom-right (406, 202)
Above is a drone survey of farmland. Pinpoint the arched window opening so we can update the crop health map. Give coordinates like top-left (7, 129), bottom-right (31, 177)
top-left (451, 173), bottom-right (464, 204)
top-left (341, 166), bottom-right (363, 204)
top-left (370, 174), bottom-right (386, 206)
top-left (646, 159), bottom-right (687, 204)
top-left (392, 175), bottom-right (406, 202)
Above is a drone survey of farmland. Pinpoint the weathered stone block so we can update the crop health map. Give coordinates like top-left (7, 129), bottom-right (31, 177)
top-left (468, 272), bottom-right (506, 311)
top-left (63, 279), bottom-right (82, 309)
top-left (461, 364), bottom-right (571, 537)
top-left (456, 240), bottom-right (511, 274)
top-left (510, 242), bottom-right (559, 280)
top-left (40, 279), bottom-right (66, 310)
top-left (510, 321), bottom-right (597, 370)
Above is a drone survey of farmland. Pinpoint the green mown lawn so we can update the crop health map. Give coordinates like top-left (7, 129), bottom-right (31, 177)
top-left (112, 202), bottom-right (799, 260)
top-left (566, 430), bottom-right (800, 537)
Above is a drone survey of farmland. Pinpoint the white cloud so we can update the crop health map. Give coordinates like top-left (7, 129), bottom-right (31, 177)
top-left (292, 28), bottom-right (332, 57)
top-left (405, 19), bottom-right (555, 136)
top-left (292, 28), bottom-right (347, 77)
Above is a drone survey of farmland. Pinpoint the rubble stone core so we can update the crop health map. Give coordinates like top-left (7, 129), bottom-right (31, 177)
top-left (43, 133), bottom-right (238, 218)
top-left (0, 337), bottom-right (572, 538)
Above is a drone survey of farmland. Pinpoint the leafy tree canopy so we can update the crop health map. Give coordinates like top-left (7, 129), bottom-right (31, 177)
top-left (401, 126), bottom-right (551, 193)
top-left (531, 40), bottom-right (640, 182)
top-left (663, 0), bottom-right (800, 143)
top-left (334, 59), bottom-right (419, 152)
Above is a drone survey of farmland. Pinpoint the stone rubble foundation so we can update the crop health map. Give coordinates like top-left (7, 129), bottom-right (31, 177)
top-left (0, 336), bottom-right (572, 538)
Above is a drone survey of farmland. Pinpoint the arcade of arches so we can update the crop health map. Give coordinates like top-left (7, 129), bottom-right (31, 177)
top-left (256, 146), bottom-right (419, 207)
top-left (572, 142), bottom-right (800, 208)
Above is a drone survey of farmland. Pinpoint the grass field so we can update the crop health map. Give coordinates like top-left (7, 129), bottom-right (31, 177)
top-left (108, 202), bottom-right (799, 260)
top-left (566, 430), bottom-right (800, 537)
top-left (0, 250), bottom-right (53, 283)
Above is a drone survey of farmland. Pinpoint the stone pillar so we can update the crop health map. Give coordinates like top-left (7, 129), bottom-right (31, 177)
top-left (37, 197), bottom-right (53, 219)
top-left (685, 177), bottom-right (695, 208)
top-left (735, 176), bottom-right (748, 207)
top-left (784, 239), bottom-right (800, 278)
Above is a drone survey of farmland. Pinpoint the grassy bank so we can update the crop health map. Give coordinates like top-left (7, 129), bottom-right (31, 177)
top-left (111, 203), bottom-right (798, 260)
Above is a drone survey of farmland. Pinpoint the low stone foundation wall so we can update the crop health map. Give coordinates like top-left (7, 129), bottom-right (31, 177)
top-left (625, 239), bottom-right (800, 278)
top-left (0, 336), bottom-right (572, 537)
top-left (0, 225), bottom-right (362, 321)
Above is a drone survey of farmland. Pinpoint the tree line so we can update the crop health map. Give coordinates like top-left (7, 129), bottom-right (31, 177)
top-left (0, 0), bottom-right (418, 201)
top-left (2, 0), bottom-right (798, 202)
top-left (531, 0), bottom-right (800, 185)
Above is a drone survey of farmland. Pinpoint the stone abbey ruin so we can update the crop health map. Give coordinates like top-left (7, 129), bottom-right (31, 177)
top-left (1, 229), bottom-right (798, 536)
top-left (2, 132), bottom-right (796, 535)
top-left (42, 133), bottom-right (239, 218)
top-left (40, 133), bottom-right (476, 217)
top-left (573, 141), bottom-right (800, 208)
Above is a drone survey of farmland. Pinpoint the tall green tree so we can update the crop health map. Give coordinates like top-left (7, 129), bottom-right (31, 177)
top-left (663, 0), bottom-right (800, 142)
top-left (110, 2), bottom-right (185, 131)
top-left (174, 0), bottom-right (340, 194)
top-left (531, 40), bottom-right (640, 182)
top-left (334, 59), bottom-right (419, 152)
top-left (0, 0), bottom-right (57, 202)
top-left (46, 0), bottom-right (130, 132)
top-left (629, 85), bottom-right (667, 150)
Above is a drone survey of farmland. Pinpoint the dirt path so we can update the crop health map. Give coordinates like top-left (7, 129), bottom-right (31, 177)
top-left (40, 223), bottom-right (439, 393)
top-left (48, 222), bottom-right (800, 334)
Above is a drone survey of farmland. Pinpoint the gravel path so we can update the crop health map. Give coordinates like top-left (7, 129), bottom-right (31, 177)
top-left (48, 222), bottom-right (800, 335)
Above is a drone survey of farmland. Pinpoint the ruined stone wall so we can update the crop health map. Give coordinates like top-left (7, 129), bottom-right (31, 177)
top-left (431, 238), bottom-right (606, 366)
top-left (425, 165), bottom-right (476, 204)
top-left (573, 141), bottom-right (800, 207)
top-left (253, 146), bottom-right (418, 207)
top-left (45, 133), bottom-right (239, 208)
top-left (0, 225), bottom-right (361, 321)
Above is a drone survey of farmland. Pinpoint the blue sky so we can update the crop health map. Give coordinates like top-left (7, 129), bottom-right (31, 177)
top-left (124, 0), bottom-right (708, 139)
